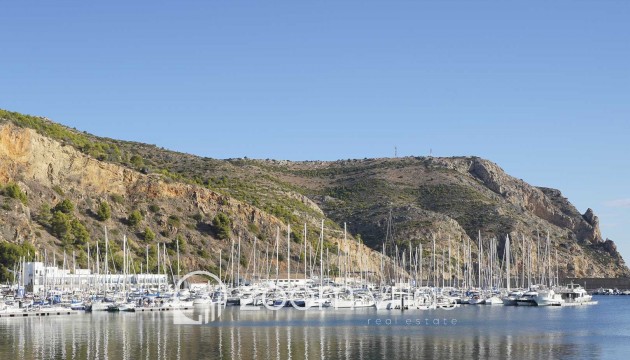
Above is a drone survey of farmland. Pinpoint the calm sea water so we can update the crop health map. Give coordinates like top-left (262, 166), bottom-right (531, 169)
top-left (1, 296), bottom-right (629, 359)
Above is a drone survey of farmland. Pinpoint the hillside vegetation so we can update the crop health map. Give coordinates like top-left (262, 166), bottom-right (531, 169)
top-left (0, 109), bottom-right (627, 282)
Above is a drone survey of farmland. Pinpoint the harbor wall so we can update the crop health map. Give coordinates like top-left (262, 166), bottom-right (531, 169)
top-left (561, 278), bottom-right (630, 291)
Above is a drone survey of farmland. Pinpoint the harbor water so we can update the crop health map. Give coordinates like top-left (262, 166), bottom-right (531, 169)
top-left (1, 296), bottom-right (628, 359)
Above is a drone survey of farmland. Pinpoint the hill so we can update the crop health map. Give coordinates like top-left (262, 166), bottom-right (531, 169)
top-left (0, 109), bottom-right (627, 283)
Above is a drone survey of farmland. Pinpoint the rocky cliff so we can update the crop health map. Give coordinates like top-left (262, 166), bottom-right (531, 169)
top-left (0, 109), bottom-right (627, 280)
top-left (265, 156), bottom-right (628, 277)
top-left (0, 116), bottom-right (386, 282)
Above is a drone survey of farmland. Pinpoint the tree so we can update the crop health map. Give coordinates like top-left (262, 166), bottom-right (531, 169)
top-left (128, 210), bottom-right (143, 227)
top-left (54, 199), bottom-right (74, 214)
top-left (71, 218), bottom-right (90, 245)
top-left (50, 210), bottom-right (89, 246)
top-left (212, 212), bottom-right (232, 240)
top-left (168, 235), bottom-right (186, 252)
top-left (3, 182), bottom-right (27, 204)
top-left (130, 155), bottom-right (144, 168)
top-left (175, 235), bottom-right (186, 252)
top-left (97, 201), bottom-right (111, 221)
top-left (37, 203), bottom-right (52, 226)
top-left (143, 227), bottom-right (155, 242)
top-left (0, 241), bottom-right (36, 282)
top-left (51, 210), bottom-right (71, 243)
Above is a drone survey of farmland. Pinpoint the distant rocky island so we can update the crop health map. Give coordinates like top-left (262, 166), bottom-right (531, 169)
top-left (0, 108), bottom-right (627, 282)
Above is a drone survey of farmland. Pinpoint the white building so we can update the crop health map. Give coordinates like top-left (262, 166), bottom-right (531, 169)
top-left (23, 262), bottom-right (168, 294)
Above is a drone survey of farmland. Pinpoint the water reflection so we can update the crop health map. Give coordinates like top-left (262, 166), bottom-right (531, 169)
top-left (0, 303), bottom-right (619, 359)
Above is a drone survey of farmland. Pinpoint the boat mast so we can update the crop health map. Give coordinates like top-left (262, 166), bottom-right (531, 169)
top-left (230, 237), bottom-right (234, 287)
top-left (456, 240), bottom-right (460, 288)
top-left (95, 242), bottom-right (99, 292)
top-left (343, 223), bottom-right (347, 287)
top-left (253, 237), bottom-right (257, 284)
top-left (104, 226), bottom-right (109, 291)
top-left (287, 224), bottom-right (291, 289)
top-left (547, 232), bottom-right (552, 287)
top-left (419, 243), bottom-right (423, 287)
top-left (527, 242), bottom-right (532, 289)
top-left (320, 220), bottom-right (324, 289)
top-left (177, 235), bottom-right (180, 280)
top-left (304, 223), bottom-right (307, 280)
top-left (521, 235), bottom-right (527, 288)
top-left (534, 230), bottom-right (545, 284)
top-left (414, 246), bottom-right (418, 287)
top-left (157, 243), bottom-right (161, 288)
top-left (441, 247), bottom-right (445, 288)
top-left (275, 227), bottom-right (279, 283)
top-left (448, 236), bottom-right (452, 288)
top-left (478, 230), bottom-right (482, 289)
top-left (506, 234), bottom-right (511, 292)
top-left (237, 236), bottom-right (241, 287)
top-left (123, 235), bottom-right (127, 297)
top-left (432, 233), bottom-right (436, 287)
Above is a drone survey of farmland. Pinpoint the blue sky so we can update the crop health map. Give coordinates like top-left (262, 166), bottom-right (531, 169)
top-left (2, 1), bottom-right (629, 261)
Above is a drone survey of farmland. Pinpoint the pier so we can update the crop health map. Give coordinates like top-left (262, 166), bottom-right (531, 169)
top-left (0, 309), bottom-right (79, 318)
top-left (132, 306), bottom-right (193, 312)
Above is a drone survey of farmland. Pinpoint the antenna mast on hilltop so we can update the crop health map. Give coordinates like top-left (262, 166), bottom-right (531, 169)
top-left (394, 146), bottom-right (398, 158)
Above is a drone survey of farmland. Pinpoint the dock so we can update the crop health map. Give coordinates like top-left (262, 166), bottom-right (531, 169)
top-left (0, 309), bottom-right (79, 318)
top-left (560, 301), bottom-right (598, 307)
top-left (131, 306), bottom-right (193, 312)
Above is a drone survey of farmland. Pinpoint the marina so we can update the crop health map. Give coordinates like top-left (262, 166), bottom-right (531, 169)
top-left (1, 296), bottom-right (628, 360)
top-left (2, 227), bottom-right (606, 316)
top-left (1, 1), bottom-right (628, 359)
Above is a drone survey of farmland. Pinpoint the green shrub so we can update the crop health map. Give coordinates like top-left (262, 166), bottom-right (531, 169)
top-left (37, 204), bottom-right (52, 226)
top-left (70, 218), bottom-right (90, 245)
top-left (110, 194), bottom-right (124, 204)
top-left (3, 182), bottom-right (27, 205)
top-left (51, 211), bottom-right (71, 239)
top-left (0, 241), bottom-right (36, 282)
top-left (50, 210), bottom-right (89, 246)
top-left (143, 227), bottom-right (155, 242)
top-left (171, 235), bottom-right (186, 252)
top-left (192, 212), bottom-right (203, 222)
top-left (52, 185), bottom-right (64, 196)
top-left (128, 210), bottom-right (143, 226)
top-left (130, 155), bottom-right (144, 168)
top-left (54, 199), bottom-right (74, 214)
top-left (211, 213), bottom-right (232, 240)
top-left (167, 215), bottom-right (181, 228)
top-left (97, 201), bottom-right (111, 221)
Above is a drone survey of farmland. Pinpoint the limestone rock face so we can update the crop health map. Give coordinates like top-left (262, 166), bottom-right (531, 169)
top-left (465, 158), bottom-right (605, 245)
top-left (293, 156), bottom-right (629, 277)
top-left (604, 239), bottom-right (618, 256)
top-left (0, 112), bottom-right (627, 279)
top-left (0, 122), bottom-right (386, 276)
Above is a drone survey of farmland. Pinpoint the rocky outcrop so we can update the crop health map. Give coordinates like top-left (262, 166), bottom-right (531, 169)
top-left (1, 110), bottom-right (627, 279)
top-left (0, 122), bottom-right (388, 276)
top-left (278, 156), bottom-right (629, 278)
top-left (465, 158), bottom-right (606, 245)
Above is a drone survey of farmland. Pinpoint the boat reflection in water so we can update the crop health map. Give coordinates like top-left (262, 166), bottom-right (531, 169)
top-left (0, 304), bottom-right (615, 359)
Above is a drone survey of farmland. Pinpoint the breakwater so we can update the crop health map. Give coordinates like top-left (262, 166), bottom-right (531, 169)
top-left (562, 278), bottom-right (630, 291)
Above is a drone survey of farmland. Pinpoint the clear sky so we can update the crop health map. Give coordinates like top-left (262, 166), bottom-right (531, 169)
top-left (2, 1), bottom-right (629, 261)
